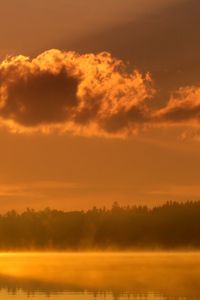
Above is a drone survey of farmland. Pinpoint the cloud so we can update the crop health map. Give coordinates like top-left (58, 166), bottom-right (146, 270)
top-left (0, 181), bottom-right (84, 197)
top-left (149, 184), bottom-right (200, 198)
top-left (0, 49), bottom-right (155, 137)
top-left (156, 87), bottom-right (200, 124)
top-left (0, 49), bottom-right (200, 138)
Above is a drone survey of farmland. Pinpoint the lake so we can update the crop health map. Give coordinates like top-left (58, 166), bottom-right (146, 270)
top-left (0, 252), bottom-right (199, 300)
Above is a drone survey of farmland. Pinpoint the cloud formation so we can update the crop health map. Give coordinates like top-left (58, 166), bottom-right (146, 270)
top-left (0, 49), bottom-right (155, 136)
top-left (0, 49), bottom-right (200, 137)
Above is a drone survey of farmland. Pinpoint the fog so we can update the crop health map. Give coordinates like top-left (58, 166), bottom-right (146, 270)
top-left (0, 252), bottom-right (200, 297)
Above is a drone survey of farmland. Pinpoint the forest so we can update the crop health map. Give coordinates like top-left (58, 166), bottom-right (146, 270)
top-left (0, 201), bottom-right (200, 250)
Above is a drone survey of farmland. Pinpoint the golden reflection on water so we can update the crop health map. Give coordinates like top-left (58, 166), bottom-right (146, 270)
top-left (0, 252), bottom-right (200, 298)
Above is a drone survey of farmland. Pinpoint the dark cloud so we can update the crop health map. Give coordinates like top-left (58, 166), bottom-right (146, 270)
top-left (1, 69), bottom-right (79, 126)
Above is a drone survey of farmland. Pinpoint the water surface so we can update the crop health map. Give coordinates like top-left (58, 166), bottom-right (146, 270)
top-left (0, 252), bottom-right (200, 300)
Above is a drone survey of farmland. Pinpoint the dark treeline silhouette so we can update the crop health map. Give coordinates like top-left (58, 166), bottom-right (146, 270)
top-left (1, 201), bottom-right (200, 250)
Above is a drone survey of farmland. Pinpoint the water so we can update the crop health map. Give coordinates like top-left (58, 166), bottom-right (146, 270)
top-left (0, 252), bottom-right (200, 300)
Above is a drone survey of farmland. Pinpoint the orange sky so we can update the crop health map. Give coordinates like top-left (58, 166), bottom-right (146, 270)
top-left (0, 0), bottom-right (200, 211)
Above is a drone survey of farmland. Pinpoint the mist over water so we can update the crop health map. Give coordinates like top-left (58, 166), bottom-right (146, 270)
top-left (0, 252), bottom-right (200, 299)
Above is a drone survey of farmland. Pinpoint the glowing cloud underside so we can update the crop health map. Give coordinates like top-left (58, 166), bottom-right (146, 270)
top-left (0, 49), bottom-right (199, 137)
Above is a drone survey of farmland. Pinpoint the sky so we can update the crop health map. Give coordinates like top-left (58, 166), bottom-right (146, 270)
top-left (0, 0), bottom-right (200, 211)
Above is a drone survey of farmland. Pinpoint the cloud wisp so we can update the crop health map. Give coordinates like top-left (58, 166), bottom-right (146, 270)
top-left (156, 87), bottom-right (200, 125)
top-left (0, 49), bottom-right (200, 137)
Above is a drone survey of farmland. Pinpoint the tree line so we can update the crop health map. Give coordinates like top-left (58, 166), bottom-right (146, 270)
top-left (0, 201), bottom-right (200, 250)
